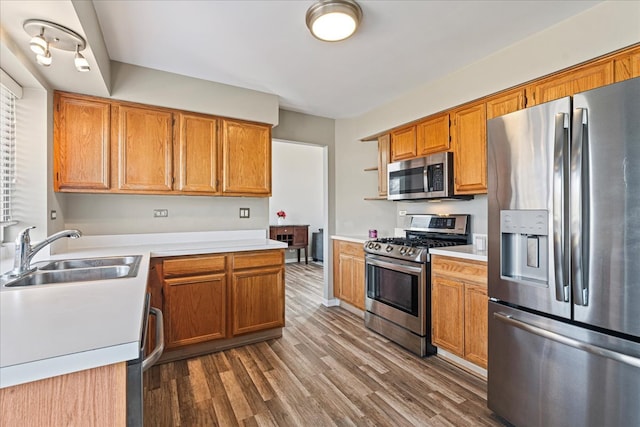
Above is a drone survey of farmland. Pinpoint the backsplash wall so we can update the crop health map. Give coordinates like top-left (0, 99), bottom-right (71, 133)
top-left (395, 195), bottom-right (488, 235)
top-left (62, 193), bottom-right (269, 236)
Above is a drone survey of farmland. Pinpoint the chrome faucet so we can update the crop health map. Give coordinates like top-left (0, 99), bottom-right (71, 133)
top-left (6, 226), bottom-right (82, 278)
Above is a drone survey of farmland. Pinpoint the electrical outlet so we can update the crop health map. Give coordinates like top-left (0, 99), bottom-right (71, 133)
top-left (399, 210), bottom-right (407, 216)
top-left (50, 210), bottom-right (57, 220)
top-left (153, 209), bottom-right (169, 218)
top-left (239, 208), bottom-right (250, 218)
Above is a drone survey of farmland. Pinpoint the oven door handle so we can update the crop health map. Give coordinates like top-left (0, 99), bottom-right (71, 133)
top-left (142, 307), bottom-right (164, 372)
top-left (366, 257), bottom-right (423, 274)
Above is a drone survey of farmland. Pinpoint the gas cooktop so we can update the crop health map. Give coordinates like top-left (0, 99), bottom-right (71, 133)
top-left (364, 214), bottom-right (470, 263)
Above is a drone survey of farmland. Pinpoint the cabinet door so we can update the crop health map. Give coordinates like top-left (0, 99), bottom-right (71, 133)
top-left (175, 113), bottom-right (219, 193)
top-left (221, 119), bottom-right (271, 196)
top-left (338, 253), bottom-right (355, 303)
top-left (293, 226), bottom-right (308, 246)
top-left (377, 134), bottom-right (390, 196)
top-left (390, 126), bottom-right (417, 162)
top-left (116, 105), bottom-right (173, 191)
top-left (485, 88), bottom-right (526, 120)
top-left (416, 113), bottom-right (450, 156)
top-left (452, 102), bottom-right (487, 194)
top-left (54, 93), bottom-right (110, 191)
top-left (352, 255), bottom-right (365, 310)
top-left (529, 60), bottom-right (613, 106)
top-left (432, 276), bottom-right (464, 357)
top-left (464, 284), bottom-right (488, 369)
top-left (164, 273), bottom-right (227, 349)
top-left (614, 48), bottom-right (640, 82)
top-left (231, 266), bottom-right (284, 335)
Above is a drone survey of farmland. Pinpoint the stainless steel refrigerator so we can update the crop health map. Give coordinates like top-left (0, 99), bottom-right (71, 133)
top-left (487, 77), bottom-right (640, 427)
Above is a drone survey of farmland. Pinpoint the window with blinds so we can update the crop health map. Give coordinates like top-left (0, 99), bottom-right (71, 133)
top-left (0, 82), bottom-right (17, 224)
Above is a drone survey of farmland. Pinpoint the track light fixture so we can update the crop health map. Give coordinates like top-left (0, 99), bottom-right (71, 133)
top-left (23, 19), bottom-right (91, 72)
top-left (306, 0), bottom-right (362, 42)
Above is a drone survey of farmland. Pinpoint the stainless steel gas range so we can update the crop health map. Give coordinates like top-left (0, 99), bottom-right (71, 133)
top-left (363, 214), bottom-right (470, 356)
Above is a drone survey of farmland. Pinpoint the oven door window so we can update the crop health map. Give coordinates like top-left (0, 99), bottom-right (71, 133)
top-left (366, 263), bottom-right (418, 316)
top-left (388, 166), bottom-right (425, 196)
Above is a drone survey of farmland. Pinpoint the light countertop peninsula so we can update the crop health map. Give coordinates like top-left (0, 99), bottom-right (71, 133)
top-left (0, 229), bottom-right (286, 388)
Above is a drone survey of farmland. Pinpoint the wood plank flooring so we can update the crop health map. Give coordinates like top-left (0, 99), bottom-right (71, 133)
top-left (144, 263), bottom-right (506, 426)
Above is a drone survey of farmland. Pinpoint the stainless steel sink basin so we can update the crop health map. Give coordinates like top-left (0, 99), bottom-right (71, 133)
top-left (38, 255), bottom-right (141, 271)
top-left (2, 255), bottom-right (142, 287)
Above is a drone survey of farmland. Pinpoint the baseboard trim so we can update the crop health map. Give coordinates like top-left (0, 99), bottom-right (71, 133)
top-left (322, 298), bottom-right (340, 307)
top-left (436, 349), bottom-right (487, 379)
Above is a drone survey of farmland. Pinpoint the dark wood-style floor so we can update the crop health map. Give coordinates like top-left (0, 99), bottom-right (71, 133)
top-left (144, 263), bottom-right (506, 426)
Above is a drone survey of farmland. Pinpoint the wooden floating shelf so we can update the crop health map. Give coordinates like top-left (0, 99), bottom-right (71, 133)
top-left (364, 196), bottom-right (390, 201)
top-left (364, 166), bottom-right (378, 172)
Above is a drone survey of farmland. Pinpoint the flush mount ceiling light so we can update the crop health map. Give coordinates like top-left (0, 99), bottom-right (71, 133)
top-left (306, 0), bottom-right (363, 42)
top-left (23, 19), bottom-right (90, 72)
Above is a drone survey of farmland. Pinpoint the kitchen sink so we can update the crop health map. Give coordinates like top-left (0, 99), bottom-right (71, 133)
top-left (38, 255), bottom-right (141, 271)
top-left (2, 255), bottom-right (142, 287)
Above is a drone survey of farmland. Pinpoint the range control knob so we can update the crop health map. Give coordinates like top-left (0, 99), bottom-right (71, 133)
top-left (385, 245), bottom-right (393, 252)
top-left (407, 248), bottom-right (416, 256)
top-left (374, 243), bottom-right (381, 250)
top-left (399, 247), bottom-right (407, 255)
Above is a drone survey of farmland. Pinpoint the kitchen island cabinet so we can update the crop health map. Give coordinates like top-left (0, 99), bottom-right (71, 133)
top-left (162, 255), bottom-right (228, 349)
top-left (148, 248), bottom-right (285, 362)
top-left (432, 255), bottom-right (488, 369)
top-left (0, 362), bottom-right (126, 427)
top-left (231, 250), bottom-right (285, 335)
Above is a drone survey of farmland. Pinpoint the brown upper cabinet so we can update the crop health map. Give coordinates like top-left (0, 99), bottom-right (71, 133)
top-left (614, 49), bottom-right (640, 82)
top-left (54, 93), bottom-right (111, 191)
top-left (485, 88), bottom-right (526, 120)
top-left (363, 45), bottom-right (639, 198)
top-left (390, 126), bottom-right (417, 162)
top-left (175, 113), bottom-right (219, 194)
top-left (221, 119), bottom-right (272, 196)
top-left (451, 101), bottom-right (487, 195)
top-left (526, 60), bottom-right (614, 106)
top-left (416, 113), bottom-right (450, 155)
top-left (53, 92), bottom-right (271, 197)
top-left (114, 103), bottom-right (174, 192)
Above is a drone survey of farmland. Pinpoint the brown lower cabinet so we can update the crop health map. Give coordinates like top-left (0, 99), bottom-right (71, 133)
top-left (147, 249), bottom-right (285, 360)
top-left (431, 255), bottom-right (488, 369)
top-left (0, 362), bottom-right (126, 426)
top-left (333, 239), bottom-right (365, 310)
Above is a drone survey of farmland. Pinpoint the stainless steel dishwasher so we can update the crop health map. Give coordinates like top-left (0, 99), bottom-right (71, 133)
top-left (127, 293), bottom-right (164, 427)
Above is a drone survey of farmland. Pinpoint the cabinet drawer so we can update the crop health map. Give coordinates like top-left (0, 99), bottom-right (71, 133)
top-left (232, 250), bottom-right (284, 270)
top-left (337, 240), bottom-right (364, 257)
top-left (163, 254), bottom-right (226, 277)
top-left (432, 255), bottom-right (487, 285)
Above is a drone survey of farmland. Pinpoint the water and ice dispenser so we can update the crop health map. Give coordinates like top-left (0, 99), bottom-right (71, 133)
top-left (500, 210), bottom-right (548, 285)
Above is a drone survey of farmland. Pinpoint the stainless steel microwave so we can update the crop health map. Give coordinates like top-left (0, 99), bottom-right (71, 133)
top-left (387, 152), bottom-right (464, 201)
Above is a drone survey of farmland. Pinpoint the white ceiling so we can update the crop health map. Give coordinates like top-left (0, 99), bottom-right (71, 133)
top-left (2, 1), bottom-right (603, 119)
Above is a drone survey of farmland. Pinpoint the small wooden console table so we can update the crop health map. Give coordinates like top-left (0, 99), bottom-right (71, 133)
top-left (269, 225), bottom-right (309, 264)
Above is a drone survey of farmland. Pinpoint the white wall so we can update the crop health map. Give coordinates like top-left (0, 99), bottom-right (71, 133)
top-left (270, 141), bottom-right (324, 261)
top-left (334, 1), bottom-right (640, 238)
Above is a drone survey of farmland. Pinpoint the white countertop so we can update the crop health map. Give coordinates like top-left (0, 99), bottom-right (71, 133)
top-left (429, 244), bottom-right (488, 262)
top-left (0, 229), bottom-right (286, 388)
top-left (331, 235), bottom-right (369, 244)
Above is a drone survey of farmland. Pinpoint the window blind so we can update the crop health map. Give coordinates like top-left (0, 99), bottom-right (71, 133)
top-left (0, 82), bottom-right (16, 224)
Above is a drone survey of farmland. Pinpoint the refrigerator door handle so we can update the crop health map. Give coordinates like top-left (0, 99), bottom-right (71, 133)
top-left (494, 312), bottom-right (640, 369)
top-left (553, 113), bottom-right (569, 302)
top-left (571, 108), bottom-right (588, 306)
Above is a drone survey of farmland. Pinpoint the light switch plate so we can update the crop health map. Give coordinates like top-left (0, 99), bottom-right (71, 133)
top-left (239, 208), bottom-right (250, 218)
